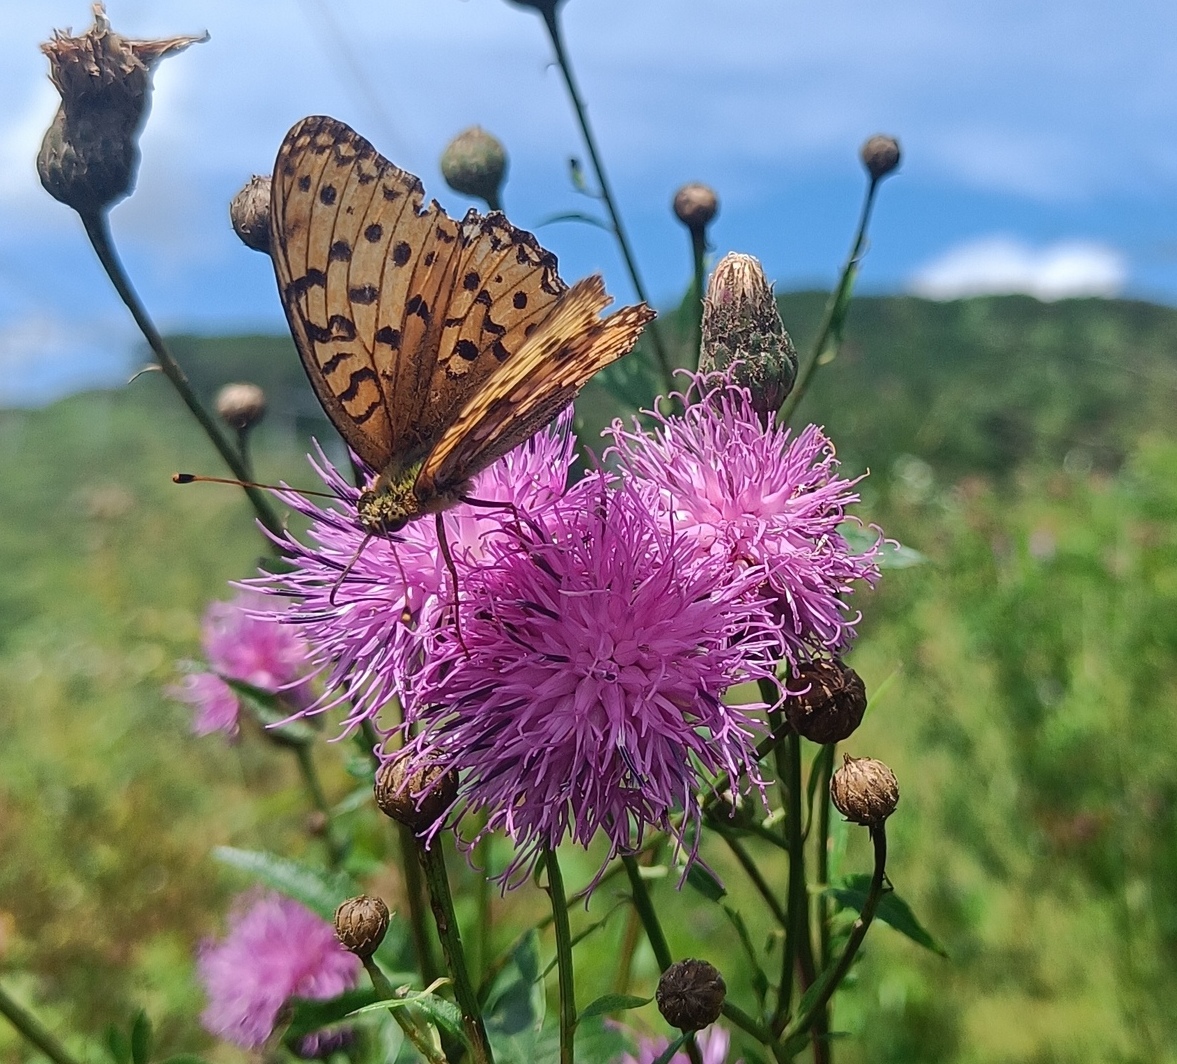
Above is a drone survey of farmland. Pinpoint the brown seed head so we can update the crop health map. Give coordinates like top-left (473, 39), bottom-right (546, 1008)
top-left (860, 134), bottom-right (902, 181)
top-left (37, 4), bottom-right (207, 215)
top-left (334, 895), bottom-right (390, 959)
top-left (673, 182), bottom-right (719, 234)
top-left (655, 958), bottom-right (727, 1031)
top-left (229, 175), bottom-right (272, 254)
top-left (440, 126), bottom-right (508, 209)
top-left (374, 755), bottom-right (459, 831)
top-left (784, 659), bottom-right (868, 744)
top-left (830, 754), bottom-right (899, 826)
top-left (215, 382), bottom-right (267, 432)
top-left (700, 252), bottom-right (798, 424)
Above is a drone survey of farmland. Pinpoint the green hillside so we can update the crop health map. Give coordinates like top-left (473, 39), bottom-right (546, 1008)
top-left (2, 293), bottom-right (1177, 1063)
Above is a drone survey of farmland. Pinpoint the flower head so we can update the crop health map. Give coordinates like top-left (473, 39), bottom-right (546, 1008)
top-left (619, 1025), bottom-right (738, 1064)
top-left (610, 378), bottom-right (882, 665)
top-left (197, 892), bottom-right (360, 1051)
top-left (398, 479), bottom-right (777, 885)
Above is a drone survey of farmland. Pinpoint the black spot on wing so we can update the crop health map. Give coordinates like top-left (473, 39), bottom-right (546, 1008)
top-left (392, 241), bottom-right (412, 266)
top-left (320, 185), bottom-right (337, 206)
top-left (375, 325), bottom-right (402, 349)
top-left (365, 223), bottom-right (384, 242)
top-left (406, 294), bottom-right (430, 324)
top-left (329, 240), bottom-right (352, 262)
top-left (455, 339), bottom-right (479, 361)
top-left (338, 366), bottom-right (378, 402)
top-left (348, 284), bottom-right (379, 305)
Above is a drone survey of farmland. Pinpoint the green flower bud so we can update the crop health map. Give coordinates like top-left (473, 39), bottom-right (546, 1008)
top-left (440, 126), bottom-right (508, 211)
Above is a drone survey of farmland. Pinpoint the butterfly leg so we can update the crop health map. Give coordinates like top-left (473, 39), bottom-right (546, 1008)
top-left (330, 532), bottom-right (374, 606)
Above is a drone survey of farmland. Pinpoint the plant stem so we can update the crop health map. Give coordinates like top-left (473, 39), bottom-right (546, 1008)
top-left (400, 824), bottom-right (443, 987)
top-left (361, 957), bottom-right (448, 1064)
top-left (537, 7), bottom-right (675, 392)
top-left (778, 176), bottom-right (881, 424)
top-left (293, 743), bottom-right (344, 869)
top-left (0, 983), bottom-right (82, 1064)
top-left (816, 746), bottom-right (836, 970)
top-left (416, 839), bottom-right (494, 1064)
top-left (545, 849), bottom-right (577, 1064)
top-left (621, 855), bottom-right (673, 971)
top-left (687, 227), bottom-right (707, 371)
top-left (79, 210), bottom-right (284, 539)
top-left (718, 831), bottom-right (788, 928)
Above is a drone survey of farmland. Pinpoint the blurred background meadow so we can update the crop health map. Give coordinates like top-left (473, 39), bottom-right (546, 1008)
top-left (2, 1), bottom-right (1177, 1062)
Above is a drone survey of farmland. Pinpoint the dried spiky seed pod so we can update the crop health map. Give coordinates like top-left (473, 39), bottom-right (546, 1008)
top-left (655, 959), bottom-right (726, 1031)
top-left (230, 175), bottom-right (272, 254)
top-left (784, 659), bottom-right (868, 744)
top-left (440, 126), bottom-right (508, 210)
top-left (860, 135), bottom-right (901, 181)
top-left (672, 182), bottom-right (719, 235)
top-left (37, 4), bottom-right (206, 215)
top-left (374, 756), bottom-right (458, 831)
top-left (215, 382), bottom-right (267, 432)
top-left (830, 754), bottom-right (899, 826)
top-left (334, 895), bottom-right (390, 959)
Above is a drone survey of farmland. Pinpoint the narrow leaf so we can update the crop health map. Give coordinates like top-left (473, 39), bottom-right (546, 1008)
top-left (685, 862), bottom-right (727, 903)
top-left (212, 847), bottom-right (362, 922)
top-left (285, 989), bottom-right (378, 1039)
top-left (129, 1010), bottom-right (152, 1064)
top-left (536, 210), bottom-right (612, 233)
top-left (652, 1033), bottom-right (688, 1064)
top-left (578, 994), bottom-right (650, 1021)
top-left (828, 876), bottom-right (948, 957)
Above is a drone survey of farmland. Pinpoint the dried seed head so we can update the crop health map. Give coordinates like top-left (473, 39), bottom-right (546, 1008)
top-left (215, 382), bottom-right (267, 432)
top-left (229, 175), bottom-right (272, 254)
top-left (334, 895), bottom-right (390, 959)
top-left (700, 252), bottom-right (798, 424)
top-left (672, 182), bottom-right (719, 235)
top-left (784, 659), bottom-right (868, 744)
top-left (656, 958), bottom-right (726, 1031)
top-left (830, 754), bottom-right (899, 826)
top-left (440, 126), bottom-right (508, 210)
top-left (374, 755), bottom-right (458, 831)
top-left (37, 4), bottom-right (207, 215)
top-left (860, 135), bottom-right (901, 181)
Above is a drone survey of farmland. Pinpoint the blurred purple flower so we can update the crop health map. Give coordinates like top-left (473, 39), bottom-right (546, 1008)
top-left (619, 1025), bottom-right (738, 1064)
top-left (168, 590), bottom-right (314, 737)
top-left (197, 891), bottom-right (360, 1051)
top-left (250, 418), bottom-right (577, 731)
top-left (398, 479), bottom-right (777, 885)
top-left (610, 377), bottom-right (882, 664)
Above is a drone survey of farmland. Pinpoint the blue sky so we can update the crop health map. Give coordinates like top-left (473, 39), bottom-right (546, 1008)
top-left (2, 0), bottom-right (1176, 404)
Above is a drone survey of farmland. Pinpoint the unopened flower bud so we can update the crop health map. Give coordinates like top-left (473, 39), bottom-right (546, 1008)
top-left (230, 175), bottom-right (271, 254)
top-left (334, 895), bottom-right (390, 959)
top-left (374, 756), bottom-right (458, 831)
top-left (831, 754), bottom-right (899, 826)
top-left (440, 127), bottom-right (508, 210)
top-left (656, 959), bottom-right (726, 1031)
top-left (37, 4), bottom-right (206, 216)
top-left (860, 135), bottom-right (901, 181)
top-left (215, 382), bottom-right (267, 432)
top-left (700, 252), bottom-right (798, 424)
top-left (785, 659), bottom-right (868, 744)
top-left (672, 183), bottom-right (719, 235)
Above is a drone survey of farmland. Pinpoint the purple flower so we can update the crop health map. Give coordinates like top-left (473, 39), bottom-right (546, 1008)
top-left (168, 590), bottom-right (314, 737)
top-left (197, 892), bottom-right (360, 1051)
top-left (619, 1025), bottom-right (738, 1064)
top-left (610, 377), bottom-right (882, 665)
top-left (250, 419), bottom-right (577, 730)
top-left (398, 480), bottom-right (778, 885)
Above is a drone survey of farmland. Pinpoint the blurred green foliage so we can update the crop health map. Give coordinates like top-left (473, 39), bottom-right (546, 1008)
top-left (1, 292), bottom-right (1176, 1062)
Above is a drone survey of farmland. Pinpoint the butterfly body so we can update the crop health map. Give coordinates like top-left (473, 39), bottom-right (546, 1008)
top-left (269, 115), bottom-right (654, 533)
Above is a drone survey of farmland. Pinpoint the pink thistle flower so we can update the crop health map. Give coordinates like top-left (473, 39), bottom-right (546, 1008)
top-left (168, 590), bottom-right (314, 737)
top-left (197, 892), bottom-right (360, 1051)
top-left (250, 419), bottom-right (577, 731)
top-left (618, 1025), bottom-right (738, 1064)
top-left (610, 377), bottom-right (882, 665)
top-left (398, 480), bottom-right (778, 886)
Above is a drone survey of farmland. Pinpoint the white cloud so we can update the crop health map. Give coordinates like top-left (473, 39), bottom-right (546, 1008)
top-left (908, 236), bottom-right (1128, 301)
top-left (0, 312), bottom-right (131, 406)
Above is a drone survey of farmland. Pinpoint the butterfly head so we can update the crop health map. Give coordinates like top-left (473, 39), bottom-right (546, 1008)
top-left (356, 465), bottom-right (470, 537)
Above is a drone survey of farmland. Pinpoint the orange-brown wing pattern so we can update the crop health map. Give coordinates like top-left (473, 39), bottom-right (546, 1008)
top-left (417, 275), bottom-right (654, 495)
top-left (270, 115), bottom-right (572, 480)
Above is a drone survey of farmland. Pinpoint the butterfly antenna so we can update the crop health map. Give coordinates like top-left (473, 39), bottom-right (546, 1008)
top-left (329, 533), bottom-right (374, 606)
top-left (434, 513), bottom-right (469, 656)
top-left (173, 472), bottom-right (338, 500)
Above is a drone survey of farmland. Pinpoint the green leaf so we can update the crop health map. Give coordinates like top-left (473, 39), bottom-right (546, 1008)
top-left (284, 989), bottom-right (379, 1040)
top-left (401, 992), bottom-right (465, 1040)
top-left (684, 862), bottom-right (727, 903)
top-left (129, 1010), bottom-right (152, 1064)
top-left (212, 847), bottom-right (363, 922)
top-left (578, 994), bottom-right (649, 1021)
top-left (159, 1057), bottom-right (211, 1064)
top-left (828, 875), bottom-right (949, 957)
top-left (484, 931), bottom-right (546, 1063)
top-left (105, 1025), bottom-right (130, 1064)
top-left (652, 1033), bottom-right (688, 1064)
top-left (535, 211), bottom-right (611, 233)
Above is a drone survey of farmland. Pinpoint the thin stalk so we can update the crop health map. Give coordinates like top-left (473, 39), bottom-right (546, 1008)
top-left (236, 426), bottom-right (255, 481)
top-left (612, 905), bottom-right (643, 996)
top-left (544, 849), bottom-right (577, 1064)
top-left (474, 832), bottom-right (492, 989)
top-left (687, 227), bottom-right (706, 371)
top-left (718, 831), bottom-right (788, 928)
top-left (293, 743), bottom-right (344, 869)
top-left (417, 839), bottom-right (494, 1064)
top-left (778, 177), bottom-right (880, 424)
top-left (79, 210), bottom-right (284, 539)
top-left (400, 824), bottom-right (443, 987)
top-left (720, 999), bottom-right (783, 1059)
top-left (621, 856), bottom-right (672, 971)
top-left (816, 746), bottom-right (836, 970)
top-left (537, 7), bottom-right (675, 392)
top-left (361, 957), bottom-right (448, 1064)
top-left (0, 983), bottom-right (82, 1064)
top-left (780, 826), bottom-right (889, 1048)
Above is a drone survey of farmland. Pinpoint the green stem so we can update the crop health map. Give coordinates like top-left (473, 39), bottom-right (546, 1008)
top-left (778, 176), bottom-right (880, 424)
top-left (361, 957), bottom-right (448, 1064)
top-left (688, 227), bottom-right (706, 371)
top-left (293, 743), bottom-right (344, 868)
top-left (417, 839), bottom-right (494, 1064)
top-left (474, 832), bottom-right (492, 991)
top-left (538, 7), bottom-right (675, 393)
top-left (781, 826), bottom-right (889, 1048)
top-left (621, 855), bottom-right (673, 971)
top-left (816, 746), bottom-right (836, 970)
top-left (718, 831), bottom-right (788, 928)
top-left (401, 824), bottom-right (443, 987)
top-left (79, 210), bottom-right (284, 540)
top-left (545, 849), bottom-right (577, 1064)
top-left (0, 982), bottom-right (82, 1064)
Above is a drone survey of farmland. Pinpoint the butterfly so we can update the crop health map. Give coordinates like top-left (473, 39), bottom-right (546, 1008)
top-left (268, 115), bottom-right (655, 536)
